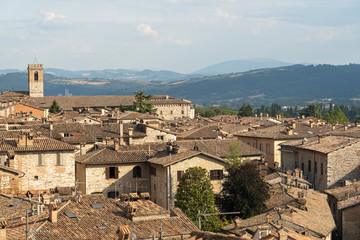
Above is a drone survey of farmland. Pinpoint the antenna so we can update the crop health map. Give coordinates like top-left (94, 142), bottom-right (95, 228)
top-left (33, 55), bottom-right (38, 64)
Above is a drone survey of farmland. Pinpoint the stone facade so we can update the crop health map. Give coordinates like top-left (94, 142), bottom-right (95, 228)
top-left (155, 102), bottom-right (194, 120)
top-left (9, 151), bottom-right (75, 192)
top-left (28, 64), bottom-right (44, 98)
top-left (281, 140), bottom-right (360, 191)
top-left (149, 154), bottom-right (227, 209)
top-left (76, 162), bottom-right (149, 196)
top-left (13, 103), bottom-right (48, 119)
top-left (0, 168), bottom-right (21, 194)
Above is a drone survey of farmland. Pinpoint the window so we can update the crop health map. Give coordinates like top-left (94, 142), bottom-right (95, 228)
top-left (150, 166), bottom-right (156, 176)
top-left (177, 171), bottom-right (184, 181)
top-left (105, 167), bottom-right (118, 179)
top-left (181, 110), bottom-right (184, 114)
top-left (63, 133), bottom-right (70, 137)
top-left (170, 111), bottom-right (173, 115)
top-left (210, 170), bottom-right (223, 180)
top-left (301, 162), bottom-right (304, 172)
top-left (321, 163), bottom-right (324, 175)
top-left (314, 161), bottom-right (317, 174)
top-left (38, 154), bottom-right (45, 166)
top-left (266, 144), bottom-right (270, 154)
top-left (157, 135), bottom-right (164, 141)
top-left (308, 160), bottom-right (311, 172)
top-left (259, 144), bottom-right (263, 151)
top-left (107, 191), bottom-right (119, 199)
top-left (133, 166), bottom-right (141, 178)
top-left (34, 176), bottom-right (39, 180)
top-left (160, 111), bottom-right (163, 115)
top-left (34, 71), bottom-right (38, 81)
top-left (56, 153), bottom-right (63, 166)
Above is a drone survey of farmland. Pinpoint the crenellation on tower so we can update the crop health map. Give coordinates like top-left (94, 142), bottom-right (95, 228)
top-left (28, 64), bottom-right (44, 97)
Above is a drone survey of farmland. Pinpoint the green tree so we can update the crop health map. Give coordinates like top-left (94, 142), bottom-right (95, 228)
top-left (323, 107), bottom-right (349, 124)
top-left (225, 141), bottom-right (243, 166)
top-left (299, 103), bottom-right (322, 118)
top-left (175, 167), bottom-right (222, 232)
top-left (49, 100), bottom-right (61, 113)
top-left (220, 161), bottom-right (270, 219)
top-left (238, 104), bottom-right (253, 117)
top-left (133, 91), bottom-right (156, 113)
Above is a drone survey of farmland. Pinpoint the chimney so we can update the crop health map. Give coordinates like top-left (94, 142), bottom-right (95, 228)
top-left (5, 124), bottom-right (8, 131)
top-left (114, 139), bottom-right (120, 151)
top-left (318, 134), bottom-right (323, 143)
top-left (332, 125), bottom-right (336, 130)
top-left (310, 122), bottom-right (315, 128)
top-left (234, 217), bottom-right (242, 228)
top-left (296, 113), bottom-right (300, 119)
top-left (128, 128), bottom-right (133, 146)
top-left (0, 217), bottom-right (8, 240)
top-left (266, 113), bottom-right (269, 118)
top-left (344, 124), bottom-right (347, 131)
top-left (50, 123), bottom-right (53, 131)
top-left (294, 168), bottom-right (300, 178)
top-left (259, 113), bottom-right (263, 120)
top-left (49, 204), bottom-right (59, 224)
top-left (302, 115), bottom-right (305, 119)
top-left (299, 169), bottom-right (303, 178)
top-left (286, 170), bottom-right (292, 184)
top-left (291, 121), bottom-right (296, 129)
top-left (286, 127), bottom-right (293, 135)
top-left (105, 137), bottom-right (111, 146)
top-left (119, 121), bottom-right (125, 145)
top-left (117, 225), bottom-right (131, 240)
top-left (7, 151), bottom-right (15, 168)
top-left (80, 143), bottom-right (86, 156)
top-left (254, 114), bottom-right (257, 118)
top-left (266, 213), bottom-right (272, 223)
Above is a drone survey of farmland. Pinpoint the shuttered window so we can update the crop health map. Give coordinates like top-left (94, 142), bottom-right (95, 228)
top-left (210, 170), bottom-right (223, 180)
top-left (56, 153), bottom-right (63, 166)
top-left (177, 171), bottom-right (184, 181)
top-left (106, 167), bottom-right (119, 179)
top-left (38, 154), bottom-right (45, 166)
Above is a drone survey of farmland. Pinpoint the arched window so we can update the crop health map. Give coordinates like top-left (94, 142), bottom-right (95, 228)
top-left (133, 166), bottom-right (141, 178)
top-left (34, 71), bottom-right (39, 81)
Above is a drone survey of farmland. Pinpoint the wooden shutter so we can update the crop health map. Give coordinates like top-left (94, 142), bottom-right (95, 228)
top-left (114, 167), bottom-right (119, 179)
top-left (177, 171), bottom-right (184, 181)
top-left (105, 167), bottom-right (110, 179)
top-left (219, 170), bottom-right (224, 180)
top-left (210, 170), bottom-right (214, 180)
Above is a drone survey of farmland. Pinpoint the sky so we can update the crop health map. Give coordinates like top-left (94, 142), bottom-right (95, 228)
top-left (0, 0), bottom-right (359, 73)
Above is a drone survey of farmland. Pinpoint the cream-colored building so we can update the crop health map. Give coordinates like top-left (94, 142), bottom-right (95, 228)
top-left (0, 131), bottom-right (76, 193)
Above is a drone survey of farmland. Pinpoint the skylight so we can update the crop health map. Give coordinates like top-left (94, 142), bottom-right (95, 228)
top-left (91, 203), bottom-right (104, 209)
top-left (64, 211), bottom-right (77, 219)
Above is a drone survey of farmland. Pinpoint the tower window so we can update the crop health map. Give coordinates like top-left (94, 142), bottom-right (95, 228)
top-left (34, 71), bottom-right (39, 81)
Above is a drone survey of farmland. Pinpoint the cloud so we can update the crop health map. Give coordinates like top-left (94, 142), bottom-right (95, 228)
top-left (318, 28), bottom-right (334, 40)
top-left (71, 45), bottom-right (93, 55)
top-left (40, 11), bottom-right (68, 24)
top-left (136, 24), bottom-right (158, 37)
top-left (214, 8), bottom-right (236, 19)
top-left (174, 40), bottom-right (192, 46)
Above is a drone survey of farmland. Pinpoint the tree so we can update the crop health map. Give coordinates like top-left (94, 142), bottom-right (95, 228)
top-left (323, 107), bottom-right (349, 124)
top-left (238, 104), bottom-right (253, 117)
top-left (133, 91), bottom-right (156, 113)
top-left (220, 161), bottom-right (269, 219)
top-left (175, 167), bottom-right (222, 232)
top-left (225, 141), bottom-right (243, 166)
top-left (49, 100), bottom-right (61, 113)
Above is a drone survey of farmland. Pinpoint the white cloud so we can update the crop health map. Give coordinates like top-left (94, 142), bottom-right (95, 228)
top-left (136, 24), bottom-right (158, 37)
top-left (174, 40), bottom-right (192, 46)
top-left (214, 8), bottom-right (236, 19)
top-left (40, 11), bottom-right (68, 24)
top-left (71, 45), bottom-right (93, 55)
top-left (318, 28), bottom-right (334, 40)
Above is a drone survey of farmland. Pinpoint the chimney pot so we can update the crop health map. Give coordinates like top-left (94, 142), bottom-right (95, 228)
top-left (49, 204), bottom-right (59, 224)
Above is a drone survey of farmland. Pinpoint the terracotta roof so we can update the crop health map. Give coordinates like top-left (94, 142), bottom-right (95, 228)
top-left (33, 195), bottom-right (198, 240)
top-left (148, 150), bottom-right (224, 166)
top-left (281, 135), bottom-right (360, 154)
top-left (0, 165), bottom-right (25, 176)
top-left (223, 188), bottom-right (335, 238)
top-left (177, 124), bottom-right (220, 139)
top-left (236, 123), bottom-right (332, 140)
top-left (324, 180), bottom-right (360, 202)
top-left (76, 147), bottom-right (153, 165)
top-left (0, 136), bottom-right (76, 152)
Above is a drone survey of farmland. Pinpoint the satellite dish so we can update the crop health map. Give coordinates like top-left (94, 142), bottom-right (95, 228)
top-left (130, 232), bottom-right (138, 240)
top-left (54, 197), bottom-right (62, 205)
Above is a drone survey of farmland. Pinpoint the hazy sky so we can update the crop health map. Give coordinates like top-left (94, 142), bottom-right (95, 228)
top-left (1, 0), bottom-right (359, 73)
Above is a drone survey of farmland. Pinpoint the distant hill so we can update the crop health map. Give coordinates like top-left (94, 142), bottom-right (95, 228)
top-left (1, 64), bottom-right (360, 106)
top-left (45, 68), bottom-right (202, 82)
top-left (192, 59), bottom-right (295, 76)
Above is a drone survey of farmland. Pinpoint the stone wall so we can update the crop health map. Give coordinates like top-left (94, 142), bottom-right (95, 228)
top-left (328, 142), bottom-right (360, 189)
top-left (150, 154), bottom-right (227, 209)
top-left (13, 151), bottom-right (75, 192)
top-left (155, 103), bottom-right (193, 120)
top-left (83, 162), bottom-right (149, 196)
top-left (0, 170), bottom-right (20, 194)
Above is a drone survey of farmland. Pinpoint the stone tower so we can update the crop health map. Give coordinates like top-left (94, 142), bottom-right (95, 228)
top-left (28, 64), bottom-right (44, 97)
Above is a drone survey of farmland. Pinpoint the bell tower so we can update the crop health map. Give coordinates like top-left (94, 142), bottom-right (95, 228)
top-left (28, 64), bottom-right (44, 97)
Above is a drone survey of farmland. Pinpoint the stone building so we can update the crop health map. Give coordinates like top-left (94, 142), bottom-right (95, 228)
top-left (325, 181), bottom-right (360, 240)
top-left (28, 64), bottom-right (44, 98)
top-left (75, 139), bottom-right (263, 209)
top-left (236, 122), bottom-right (332, 168)
top-left (0, 130), bottom-right (76, 193)
top-left (280, 135), bottom-right (360, 191)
